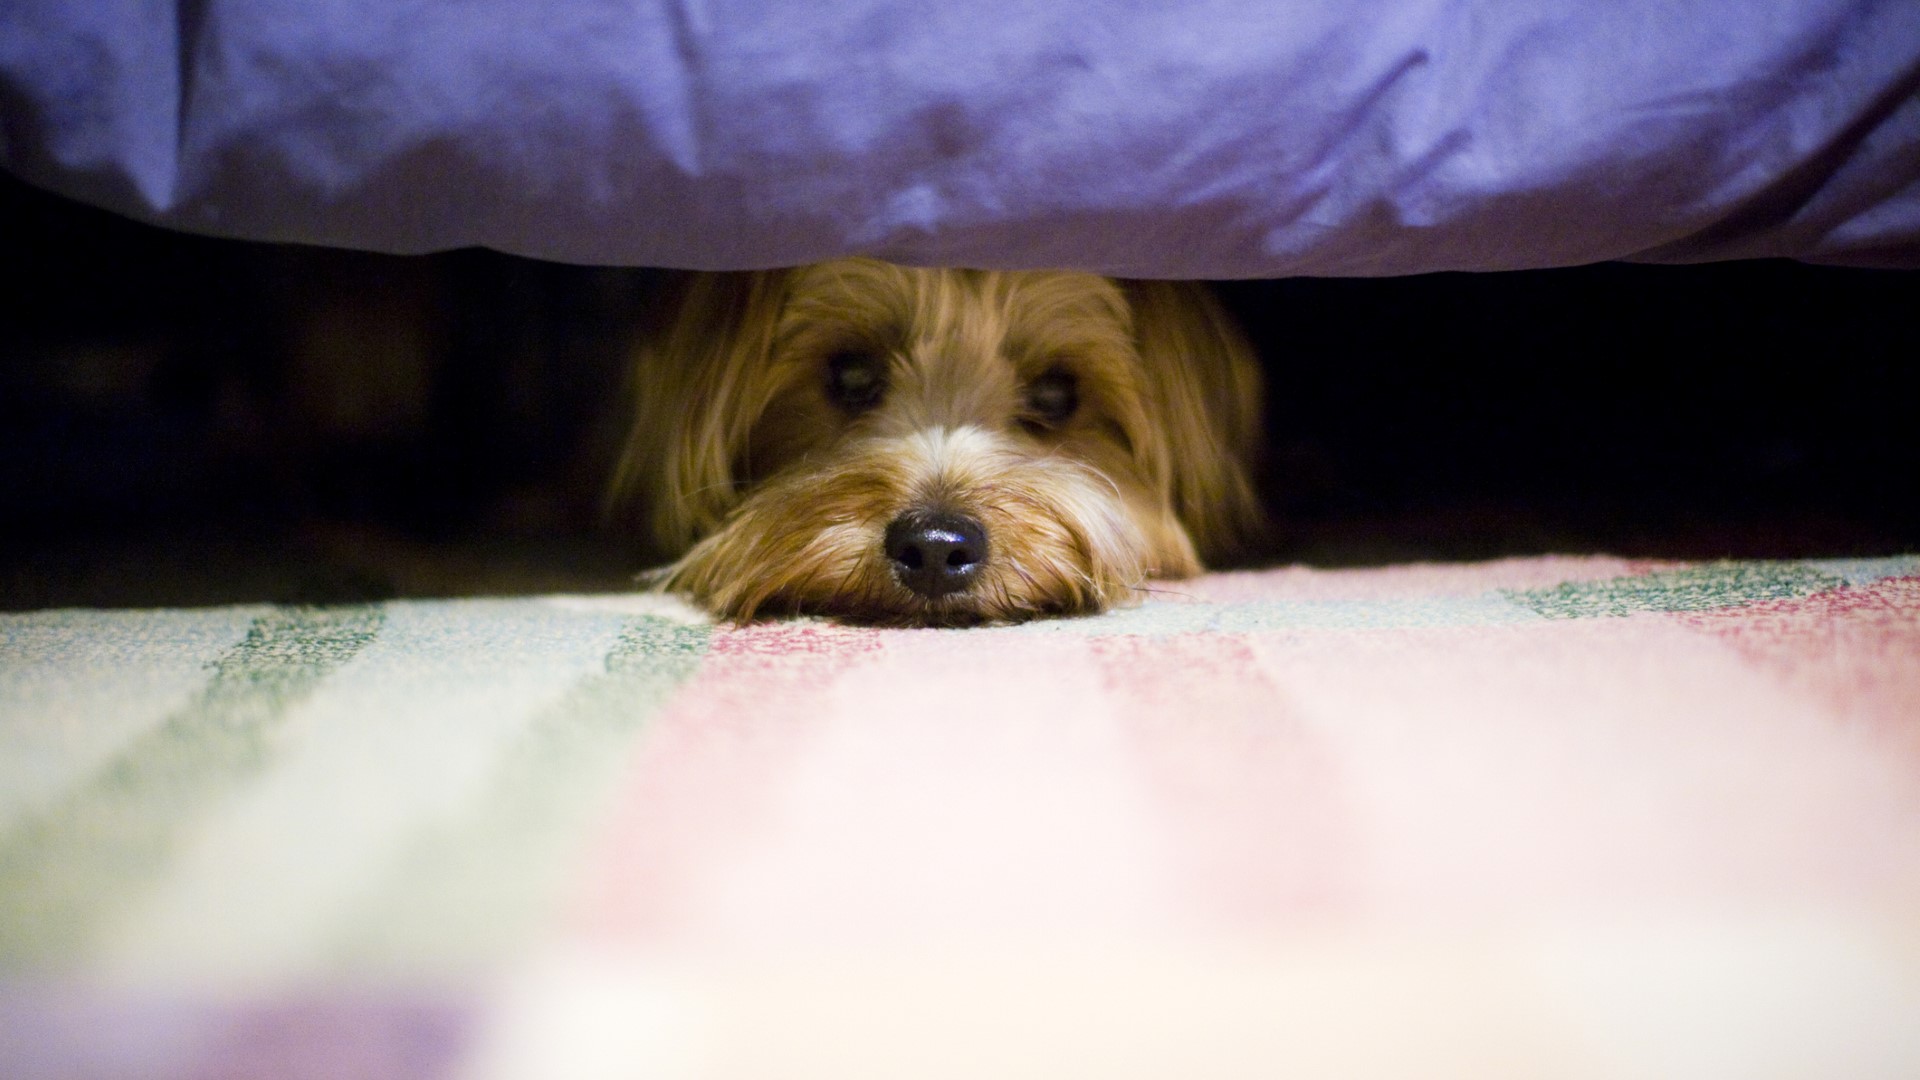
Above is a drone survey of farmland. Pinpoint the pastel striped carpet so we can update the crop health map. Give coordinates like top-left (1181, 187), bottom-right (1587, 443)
top-left (4, 555), bottom-right (1918, 1078)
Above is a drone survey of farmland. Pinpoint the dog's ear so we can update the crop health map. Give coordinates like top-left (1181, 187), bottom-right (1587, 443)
top-left (607, 270), bottom-right (790, 556)
top-left (1121, 281), bottom-right (1267, 562)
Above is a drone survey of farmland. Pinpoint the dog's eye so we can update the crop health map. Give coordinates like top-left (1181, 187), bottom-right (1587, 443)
top-left (1024, 367), bottom-right (1078, 428)
top-left (825, 350), bottom-right (887, 412)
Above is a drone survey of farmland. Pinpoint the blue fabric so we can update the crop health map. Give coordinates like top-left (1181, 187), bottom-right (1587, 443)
top-left (4, 1), bottom-right (1917, 274)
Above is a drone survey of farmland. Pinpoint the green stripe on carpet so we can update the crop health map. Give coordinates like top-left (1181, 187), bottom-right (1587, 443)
top-left (91, 599), bottom-right (688, 989)
top-left (0, 607), bottom-right (264, 827)
top-left (1500, 561), bottom-right (1849, 619)
top-left (329, 614), bottom-right (710, 977)
top-left (0, 605), bottom-right (385, 970)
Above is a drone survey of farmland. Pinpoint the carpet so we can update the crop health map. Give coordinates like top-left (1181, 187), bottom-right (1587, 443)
top-left (4, 555), bottom-right (1918, 1078)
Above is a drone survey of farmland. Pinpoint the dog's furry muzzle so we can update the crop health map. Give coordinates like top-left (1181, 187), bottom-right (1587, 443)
top-left (654, 427), bottom-right (1186, 625)
top-left (611, 260), bottom-right (1264, 625)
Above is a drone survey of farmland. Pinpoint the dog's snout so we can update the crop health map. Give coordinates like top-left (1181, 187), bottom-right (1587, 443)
top-left (885, 511), bottom-right (988, 598)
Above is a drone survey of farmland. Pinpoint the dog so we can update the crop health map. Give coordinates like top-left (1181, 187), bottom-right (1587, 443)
top-left (607, 258), bottom-right (1264, 625)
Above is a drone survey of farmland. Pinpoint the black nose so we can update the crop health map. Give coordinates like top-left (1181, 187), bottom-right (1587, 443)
top-left (884, 511), bottom-right (988, 598)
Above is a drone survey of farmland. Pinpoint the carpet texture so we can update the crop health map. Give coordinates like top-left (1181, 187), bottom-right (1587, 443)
top-left (3, 555), bottom-right (1918, 1078)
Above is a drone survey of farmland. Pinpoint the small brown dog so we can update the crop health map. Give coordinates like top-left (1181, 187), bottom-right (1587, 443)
top-left (608, 258), bottom-right (1264, 625)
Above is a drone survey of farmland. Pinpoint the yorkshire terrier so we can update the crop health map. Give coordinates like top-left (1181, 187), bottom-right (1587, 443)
top-left (608, 258), bottom-right (1264, 625)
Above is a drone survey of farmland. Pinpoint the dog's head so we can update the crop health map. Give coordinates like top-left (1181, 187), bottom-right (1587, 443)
top-left (610, 258), bottom-right (1263, 624)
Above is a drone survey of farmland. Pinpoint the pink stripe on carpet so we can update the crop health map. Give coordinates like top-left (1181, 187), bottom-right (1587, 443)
top-left (1091, 631), bottom-right (1363, 926)
top-left (570, 621), bottom-right (884, 945)
top-left (1245, 615), bottom-right (1920, 923)
top-left (1674, 574), bottom-right (1920, 761)
top-left (1185, 554), bottom-right (1649, 603)
top-left (577, 628), bottom-right (1194, 950)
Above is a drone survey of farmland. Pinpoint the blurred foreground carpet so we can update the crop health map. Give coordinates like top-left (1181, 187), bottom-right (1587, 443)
top-left (3, 555), bottom-right (1919, 1078)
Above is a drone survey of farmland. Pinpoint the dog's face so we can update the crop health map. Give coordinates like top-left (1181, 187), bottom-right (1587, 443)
top-left (611, 258), bottom-right (1263, 625)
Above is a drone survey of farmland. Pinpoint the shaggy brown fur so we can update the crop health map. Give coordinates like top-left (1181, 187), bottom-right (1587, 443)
top-left (608, 258), bottom-right (1263, 624)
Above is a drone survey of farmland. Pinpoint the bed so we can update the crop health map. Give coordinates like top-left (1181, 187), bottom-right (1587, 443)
top-left (5, 0), bottom-right (1917, 273)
